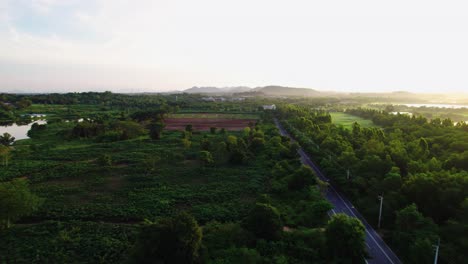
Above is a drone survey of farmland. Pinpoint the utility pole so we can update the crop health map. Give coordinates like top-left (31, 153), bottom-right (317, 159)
top-left (433, 237), bottom-right (440, 264)
top-left (378, 194), bottom-right (384, 229)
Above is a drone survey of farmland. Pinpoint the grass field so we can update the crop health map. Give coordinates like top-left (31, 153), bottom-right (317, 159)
top-left (330, 112), bottom-right (379, 129)
top-left (169, 113), bottom-right (259, 119)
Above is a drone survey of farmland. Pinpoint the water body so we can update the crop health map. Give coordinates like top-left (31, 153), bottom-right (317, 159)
top-left (390, 111), bottom-right (413, 116)
top-left (402, 103), bottom-right (468, 109)
top-left (0, 120), bottom-right (47, 140)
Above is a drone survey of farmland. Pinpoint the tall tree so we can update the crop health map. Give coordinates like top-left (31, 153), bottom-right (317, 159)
top-left (326, 213), bottom-right (367, 264)
top-left (0, 132), bottom-right (15, 146)
top-left (148, 121), bottom-right (165, 140)
top-left (244, 203), bottom-right (282, 240)
top-left (392, 204), bottom-right (438, 263)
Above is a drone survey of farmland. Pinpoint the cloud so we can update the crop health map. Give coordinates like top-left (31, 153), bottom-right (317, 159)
top-left (1, 0), bottom-right (468, 92)
top-left (30, 0), bottom-right (60, 13)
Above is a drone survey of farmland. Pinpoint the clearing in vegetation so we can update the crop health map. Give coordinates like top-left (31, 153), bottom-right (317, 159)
top-left (329, 112), bottom-right (379, 129)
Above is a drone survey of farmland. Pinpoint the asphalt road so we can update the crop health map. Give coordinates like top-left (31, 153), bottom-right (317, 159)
top-left (274, 118), bottom-right (402, 264)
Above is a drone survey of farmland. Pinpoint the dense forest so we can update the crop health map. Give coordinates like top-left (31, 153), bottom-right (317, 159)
top-left (278, 104), bottom-right (467, 263)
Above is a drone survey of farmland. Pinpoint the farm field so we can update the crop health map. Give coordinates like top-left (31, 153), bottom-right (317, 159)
top-left (0, 95), bottom-right (339, 263)
top-left (165, 113), bottom-right (259, 131)
top-left (329, 112), bottom-right (379, 129)
top-left (0, 120), bottom-right (275, 262)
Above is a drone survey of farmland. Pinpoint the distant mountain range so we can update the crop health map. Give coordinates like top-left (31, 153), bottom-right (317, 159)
top-left (183, 86), bottom-right (252, 94)
top-left (182, 85), bottom-right (322, 96)
top-left (180, 85), bottom-right (468, 103)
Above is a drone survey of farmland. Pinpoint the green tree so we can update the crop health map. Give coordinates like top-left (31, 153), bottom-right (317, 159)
top-left (244, 203), bottom-right (282, 240)
top-left (0, 132), bottom-right (15, 146)
top-left (111, 120), bottom-right (146, 140)
top-left (0, 178), bottom-right (43, 228)
top-left (325, 214), bottom-right (367, 263)
top-left (16, 98), bottom-right (32, 109)
top-left (392, 204), bottom-right (438, 263)
top-left (131, 212), bottom-right (202, 264)
top-left (148, 121), bottom-right (165, 140)
top-left (298, 199), bottom-right (333, 227)
top-left (199, 151), bottom-right (214, 167)
top-left (288, 165), bottom-right (317, 191)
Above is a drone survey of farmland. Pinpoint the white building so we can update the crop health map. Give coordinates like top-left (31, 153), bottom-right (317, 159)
top-left (262, 104), bottom-right (276, 110)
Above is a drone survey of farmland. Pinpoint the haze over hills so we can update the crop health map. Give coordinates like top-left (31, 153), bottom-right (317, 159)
top-left (2, 85), bottom-right (468, 104)
top-left (179, 85), bottom-right (468, 104)
top-left (182, 85), bottom-right (323, 96)
top-left (183, 86), bottom-right (252, 94)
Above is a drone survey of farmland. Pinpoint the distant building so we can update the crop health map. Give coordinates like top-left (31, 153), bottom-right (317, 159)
top-left (201, 97), bottom-right (216, 102)
top-left (262, 104), bottom-right (276, 110)
top-left (201, 97), bottom-right (226, 102)
top-left (229, 97), bottom-right (246, 101)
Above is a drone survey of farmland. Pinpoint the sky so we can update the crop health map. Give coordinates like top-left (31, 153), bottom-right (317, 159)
top-left (0, 0), bottom-right (468, 93)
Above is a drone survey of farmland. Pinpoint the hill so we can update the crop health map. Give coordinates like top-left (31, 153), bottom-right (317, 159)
top-left (184, 85), bottom-right (322, 97)
top-left (183, 86), bottom-right (251, 94)
top-left (252, 86), bottom-right (321, 96)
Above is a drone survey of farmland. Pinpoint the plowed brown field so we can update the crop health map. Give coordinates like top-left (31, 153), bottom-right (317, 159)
top-left (165, 118), bottom-right (257, 131)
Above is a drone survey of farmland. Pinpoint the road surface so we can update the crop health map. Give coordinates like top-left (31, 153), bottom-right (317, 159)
top-left (274, 118), bottom-right (401, 264)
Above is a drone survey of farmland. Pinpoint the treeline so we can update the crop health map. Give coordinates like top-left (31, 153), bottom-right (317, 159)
top-left (347, 107), bottom-right (468, 130)
top-left (0, 92), bottom-right (263, 112)
top-left (369, 103), bottom-right (468, 123)
top-left (0, 94), bottom-right (32, 121)
top-left (278, 105), bottom-right (468, 263)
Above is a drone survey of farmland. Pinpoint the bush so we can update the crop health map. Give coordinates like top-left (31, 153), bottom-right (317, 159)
top-left (244, 203), bottom-right (282, 240)
top-left (130, 212), bottom-right (202, 264)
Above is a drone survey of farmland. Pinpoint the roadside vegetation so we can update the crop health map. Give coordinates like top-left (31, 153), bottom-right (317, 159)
top-left (278, 104), bottom-right (468, 263)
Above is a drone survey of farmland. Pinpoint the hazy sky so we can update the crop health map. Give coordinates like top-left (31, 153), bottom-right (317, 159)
top-left (1, 0), bottom-right (468, 93)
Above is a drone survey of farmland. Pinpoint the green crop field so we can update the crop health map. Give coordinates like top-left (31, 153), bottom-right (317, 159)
top-left (330, 112), bottom-right (379, 129)
top-left (0, 121), bottom-right (275, 262)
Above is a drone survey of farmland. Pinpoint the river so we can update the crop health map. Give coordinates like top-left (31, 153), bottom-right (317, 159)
top-left (0, 120), bottom-right (47, 140)
top-left (402, 103), bottom-right (468, 109)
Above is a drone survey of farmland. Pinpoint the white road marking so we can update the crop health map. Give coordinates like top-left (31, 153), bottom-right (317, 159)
top-left (329, 184), bottom-right (395, 264)
top-left (275, 119), bottom-right (399, 264)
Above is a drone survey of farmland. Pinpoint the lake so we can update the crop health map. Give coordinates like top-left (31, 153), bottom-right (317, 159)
top-left (0, 120), bottom-right (47, 140)
top-left (402, 103), bottom-right (468, 109)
